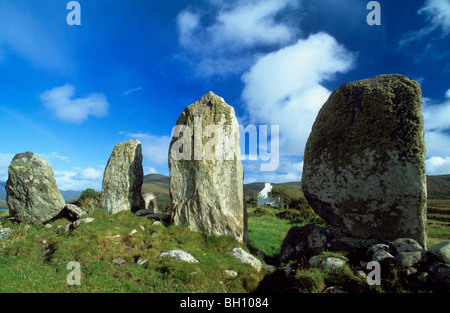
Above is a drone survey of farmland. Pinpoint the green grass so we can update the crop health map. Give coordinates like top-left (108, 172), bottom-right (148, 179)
top-left (1, 198), bottom-right (449, 293)
top-left (0, 209), bottom-right (264, 293)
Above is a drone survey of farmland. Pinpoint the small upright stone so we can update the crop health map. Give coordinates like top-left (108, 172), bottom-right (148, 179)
top-left (169, 91), bottom-right (248, 243)
top-left (302, 74), bottom-right (427, 247)
top-left (6, 152), bottom-right (65, 225)
top-left (143, 192), bottom-right (158, 213)
top-left (100, 140), bottom-right (145, 214)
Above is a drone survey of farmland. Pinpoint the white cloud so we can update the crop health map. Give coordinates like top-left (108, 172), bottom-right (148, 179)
top-left (243, 157), bottom-right (303, 183)
top-left (36, 152), bottom-right (69, 162)
top-left (399, 0), bottom-right (450, 50)
top-left (426, 156), bottom-right (450, 175)
top-left (176, 0), bottom-right (299, 76)
top-left (422, 89), bottom-right (450, 162)
top-left (73, 168), bottom-right (103, 181)
top-left (144, 166), bottom-right (158, 175)
top-left (40, 84), bottom-right (109, 123)
top-left (54, 168), bottom-right (103, 191)
top-left (419, 0), bottom-right (450, 36)
top-left (241, 32), bottom-right (355, 157)
top-left (123, 87), bottom-right (143, 96)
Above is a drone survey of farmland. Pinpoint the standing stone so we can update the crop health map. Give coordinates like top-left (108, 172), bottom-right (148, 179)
top-left (143, 192), bottom-right (158, 213)
top-left (6, 152), bottom-right (65, 225)
top-left (302, 74), bottom-right (427, 247)
top-left (169, 91), bottom-right (248, 243)
top-left (100, 139), bottom-right (144, 214)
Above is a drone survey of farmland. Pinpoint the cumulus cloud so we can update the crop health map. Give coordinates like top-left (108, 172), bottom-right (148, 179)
top-left (176, 0), bottom-right (299, 76)
top-left (241, 32), bottom-right (356, 157)
top-left (73, 167), bottom-right (103, 181)
top-left (399, 0), bottom-right (450, 52)
top-left (54, 168), bottom-right (103, 191)
top-left (40, 84), bottom-right (109, 123)
top-left (419, 0), bottom-right (450, 35)
top-left (426, 156), bottom-right (450, 175)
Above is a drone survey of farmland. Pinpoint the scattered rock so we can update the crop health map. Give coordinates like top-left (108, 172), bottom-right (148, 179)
top-left (169, 91), bottom-right (248, 243)
top-left (74, 217), bottom-right (95, 226)
top-left (136, 257), bottom-right (147, 266)
top-left (372, 250), bottom-right (395, 263)
top-left (395, 251), bottom-right (428, 268)
top-left (280, 224), bottom-right (379, 262)
top-left (44, 224), bottom-right (53, 228)
top-left (60, 204), bottom-right (87, 221)
top-left (322, 286), bottom-right (347, 293)
top-left (146, 213), bottom-right (170, 224)
top-left (151, 231), bottom-right (160, 238)
top-left (428, 241), bottom-right (450, 264)
top-left (112, 257), bottom-right (125, 265)
top-left (6, 152), bottom-right (65, 225)
top-left (366, 244), bottom-right (390, 258)
top-left (0, 228), bottom-right (12, 240)
top-left (159, 249), bottom-right (199, 263)
top-left (309, 255), bottom-right (322, 268)
top-left (264, 264), bottom-right (277, 274)
top-left (320, 257), bottom-right (346, 270)
top-left (355, 270), bottom-right (367, 281)
top-left (135, 209), bottom-right (153, 217)
top-left (390, 238), bottom-right (423, 254)
top-left (130, 229), bottom-right (137, 235)
top-left (302, 75), bottom-right (427, 247)
top-left (152, 221), bottom-right (163, 227)
top-left (229, 247), bottom-right (262, 272)
top-left (225, 269), bottom-right (238, 279)
top-left (139, 225), bottom-right (145, 231)
top-left (100, 139), bottom-right (145, 214)
top-left (284, 263), bottom-right (292, 277)
top-left (428, 262), bottom-right (450, 288)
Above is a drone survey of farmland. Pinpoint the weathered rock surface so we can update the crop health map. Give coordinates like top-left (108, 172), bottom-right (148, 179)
top-left (302, 74), bottom-right (427, 247)
top-left (280, 224), bottom-right (380, 262)
top-left (428, 241), bottom-right (450, 264)
top-left (229, 247), bottom-right (262, 272)
top-left (143, 192), bottom-right (158, 213)
top-left (100, 140), bottom-right (145, 214)
top-left (6, 152), bottom-right (65, 225)
top-left (159, 249), bottom-right (199, 263)
top-left (169, 91), bottom-right (248, 243)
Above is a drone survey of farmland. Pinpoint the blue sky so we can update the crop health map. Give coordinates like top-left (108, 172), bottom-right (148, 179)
top-left (0, 0), bottom-right (450, 191)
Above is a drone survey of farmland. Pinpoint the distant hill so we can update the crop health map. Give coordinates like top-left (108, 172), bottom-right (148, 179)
top-left (1, 173), bottom-right (449, 204)
top-left (60, 190), bottom-right (82, 202)
top-left (427, 175), bottom-right (450, 199)
top-left (142, 174), bottom-right (171, 204)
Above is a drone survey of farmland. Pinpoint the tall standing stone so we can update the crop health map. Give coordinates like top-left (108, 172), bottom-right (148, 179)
top-left (169, 91), bottom-right (248, 243)
top-left (100, 139), bottom-right (144, 214)
top-left (302, 74), bottom-right (427, 247)
top-left (6, 152), bottom-right (65, 225)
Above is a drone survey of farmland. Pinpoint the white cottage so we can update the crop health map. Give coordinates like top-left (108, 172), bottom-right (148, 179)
top-left (257, 183), bottom-right (279, 208)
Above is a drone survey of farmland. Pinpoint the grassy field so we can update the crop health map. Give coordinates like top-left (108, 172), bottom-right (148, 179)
top-left (0, 198), bottom-right (448, 293)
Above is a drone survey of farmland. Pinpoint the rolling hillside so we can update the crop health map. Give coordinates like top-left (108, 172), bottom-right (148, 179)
top-left (1, 173), bottom-right (449, 204)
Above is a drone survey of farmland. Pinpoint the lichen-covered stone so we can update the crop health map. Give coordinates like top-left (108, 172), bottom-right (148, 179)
top-left (100, 139), bottom-right (144, 214)
top-left (169, 91), bottom-right (248, 243)
top-left (6, 152), bottom-right (65, 225)
top-left (302, 74), bottom-right (427, 247)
